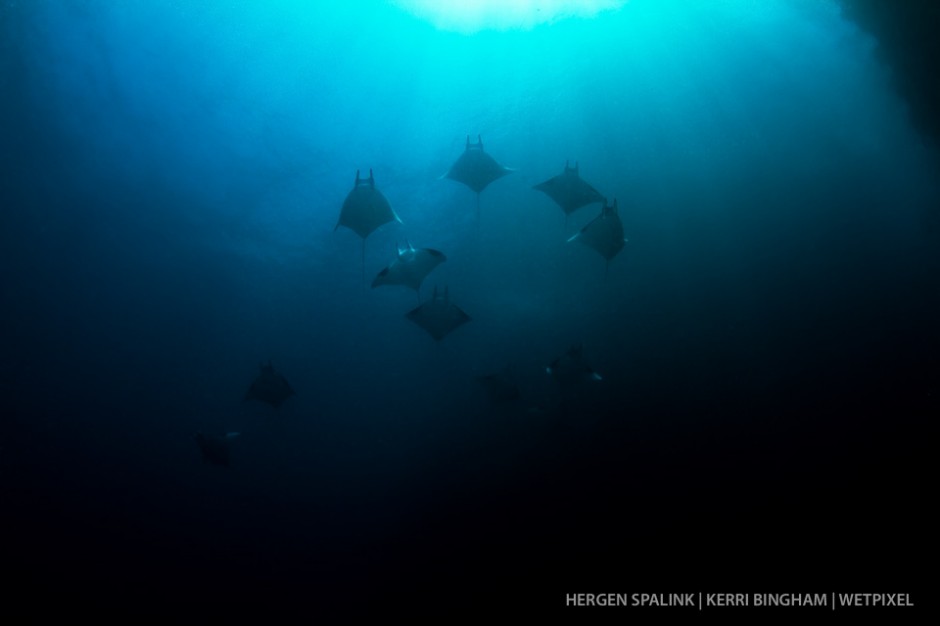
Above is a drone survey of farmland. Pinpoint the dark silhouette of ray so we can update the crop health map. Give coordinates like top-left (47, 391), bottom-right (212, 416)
top-left (475, 366), bottom-right (521, 405)
top-left (194, 431), bottom-right (240, 467)
top-left (405, 286), bottom-right (471, 341)
top-left (567, 198), bottom-right (627, 274)
top-left (443, 135), bottom-right (512, 218)
top-left (372, 242), bottom-right (446, 301)
top-left (245, 360), bottom-right (295, 408)
top-left (546, 345), bottom-right (603, 388)
top-left (335, 169), bottom-right (401, 282)
top-left (533, 161), bottom-right (605, 224)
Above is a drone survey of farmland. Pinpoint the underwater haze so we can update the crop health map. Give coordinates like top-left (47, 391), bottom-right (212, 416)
top-left (3, 0), bottom-right (936, 616)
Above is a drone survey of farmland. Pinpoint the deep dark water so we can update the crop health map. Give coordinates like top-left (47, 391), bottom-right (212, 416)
top-left (2, 1), bottom-right (938, 617)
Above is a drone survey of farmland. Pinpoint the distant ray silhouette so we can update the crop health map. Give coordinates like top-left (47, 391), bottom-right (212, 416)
top-left (405, 286), bottom-right (471, 341)
top-left (335, 169), bottom-right (401, 281)
top-left (245, 360), bottom-right (295, 408)
top-left (372, 242), bottom-right (446, 298)
top-left (475, 366), bottom-right (521, 405)
top-left (567, 198), bottom-right (627, 274)
top-left (195, 431), bottom-right (240, 467)
top-left (533, 161), bottom-right (605, 221)
top-left (443, 135), bottom-right (512, 217)
top-left (546, 345), bottom-right (603, 388)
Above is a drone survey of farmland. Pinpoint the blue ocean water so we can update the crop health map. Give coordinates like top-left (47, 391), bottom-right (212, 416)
top-left (2, 0), bottom-right (936, 616)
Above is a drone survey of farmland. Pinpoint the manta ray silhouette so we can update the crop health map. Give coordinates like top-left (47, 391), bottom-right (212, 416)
top-left (195, 431), bottom-right (240, 467)
top-left (533, 161), bottom-right (605, 224)
top-left (443, 135), bottom-right (512, 217)
top-left (475, 366), bottom-right (521, 405)
top-left (372, 242), bottom-right (446, 298)
top-left (567, 198), bottom-right (627, 274)
top-left (245, 360), bottom-right (295, 408)
top-left (546, 345), bottom-right (603, 387)
top-left (405, 286), bottom-right (471, 341)
top-left (335, 169), bottom-right (402, 281)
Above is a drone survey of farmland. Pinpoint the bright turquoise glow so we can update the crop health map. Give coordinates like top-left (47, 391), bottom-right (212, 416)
top-left (28, 0), bottom-right (924, 264)
top-left (392, 0), bottom-right (627, 33)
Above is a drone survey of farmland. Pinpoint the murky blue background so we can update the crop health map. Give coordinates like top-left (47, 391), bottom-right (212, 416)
top-left (3, 0), bottom-right (935, 616)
